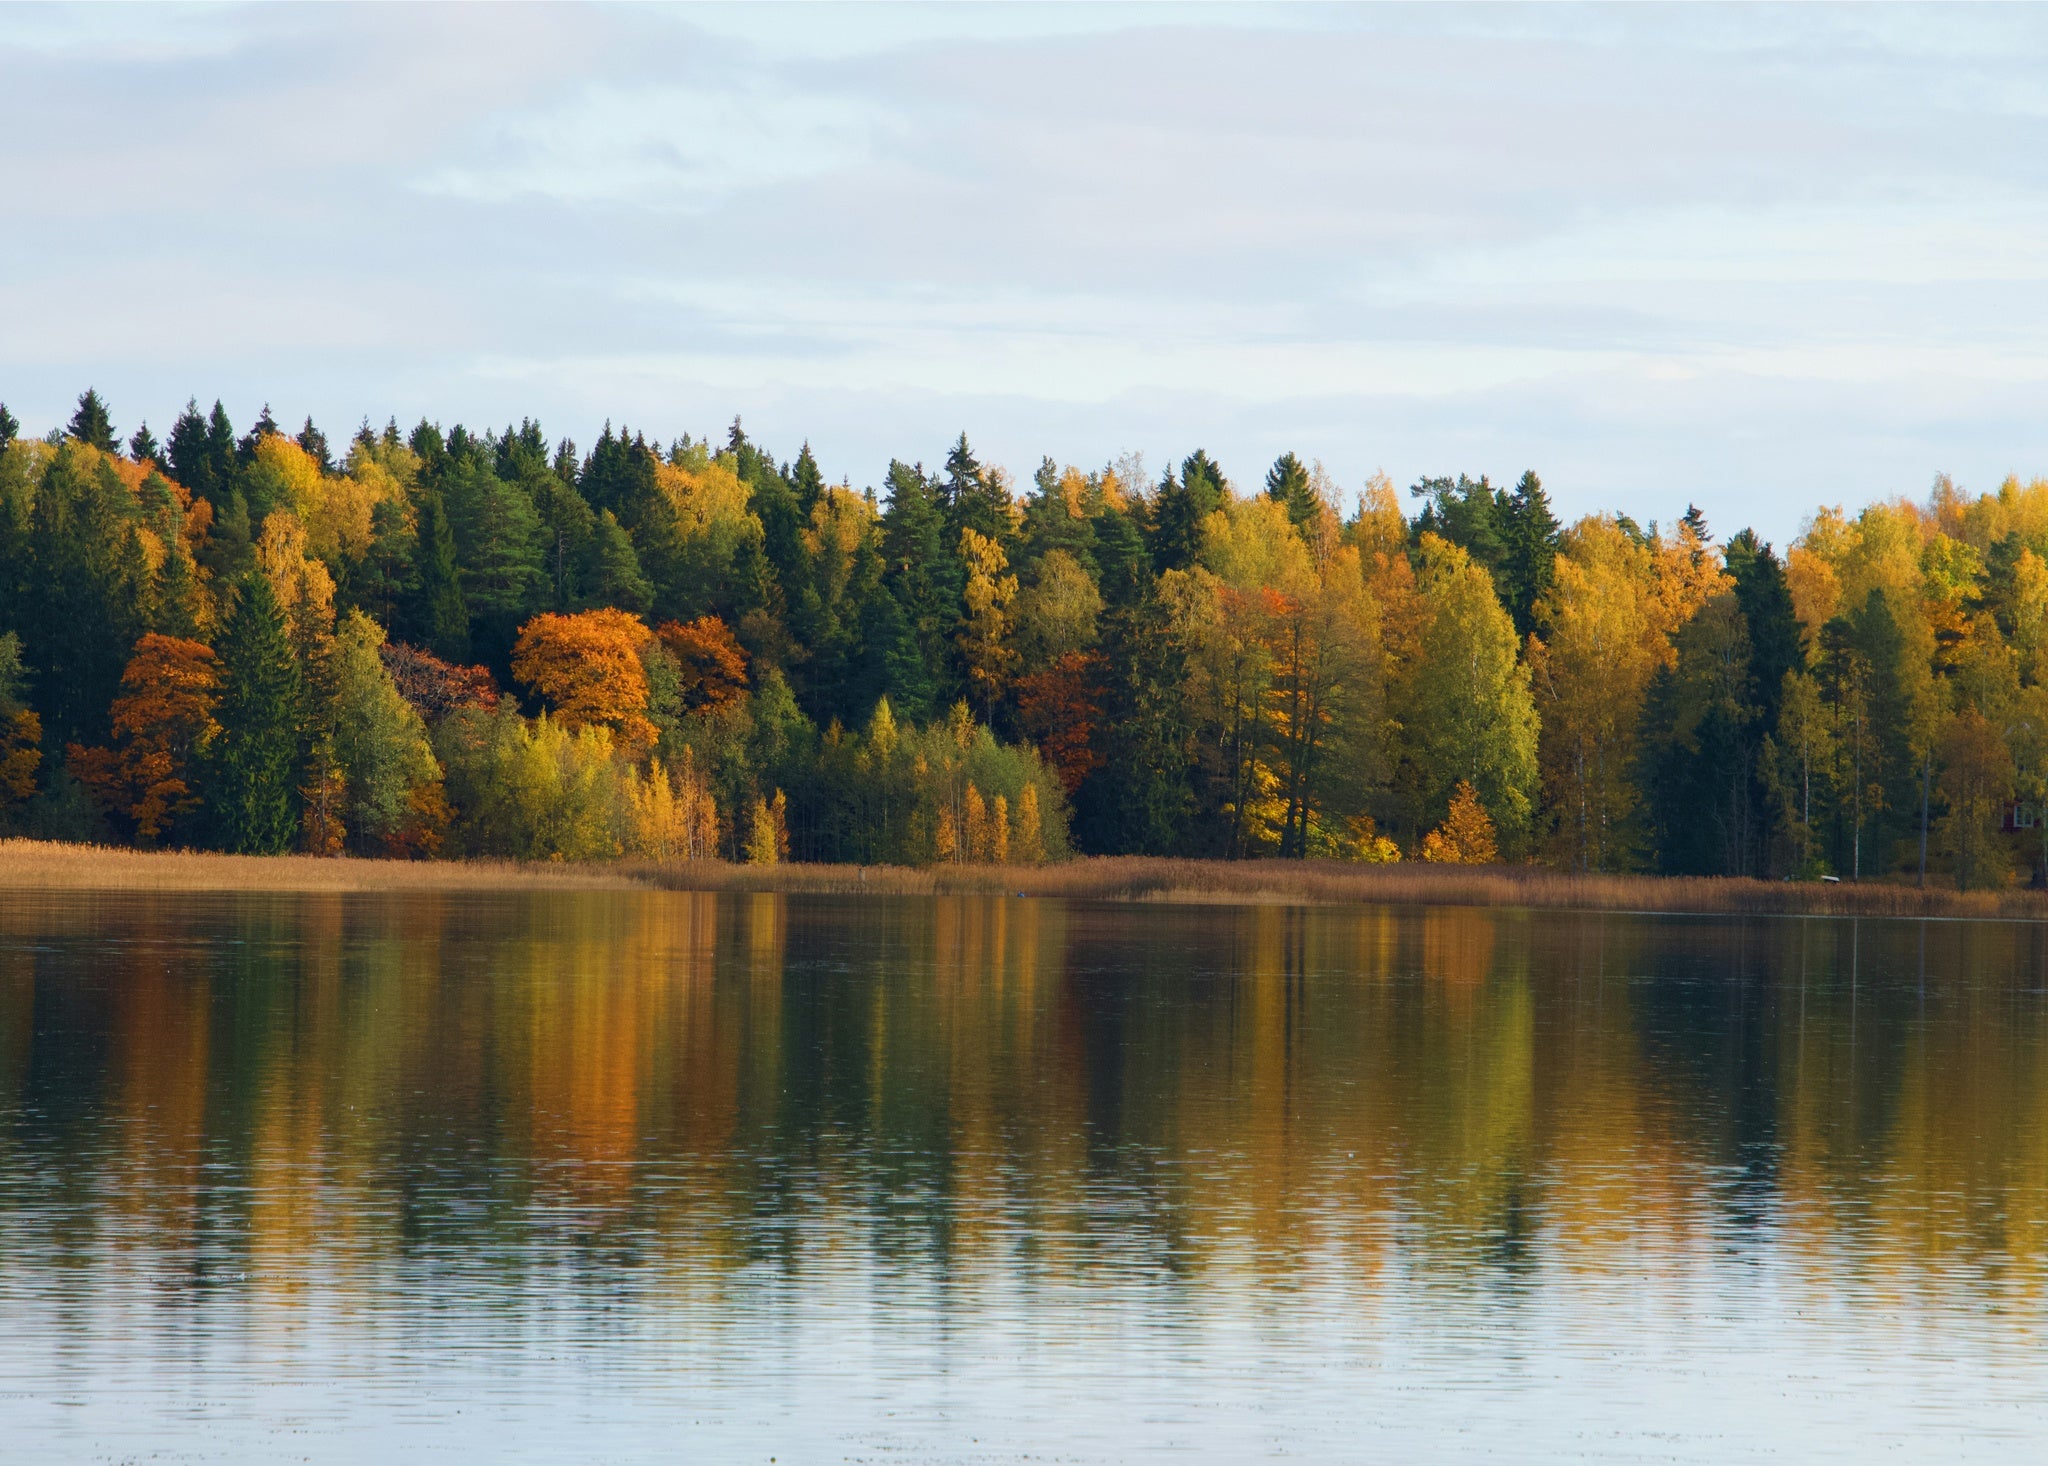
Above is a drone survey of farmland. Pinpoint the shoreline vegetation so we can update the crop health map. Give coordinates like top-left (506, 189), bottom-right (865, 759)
top-left (10, 393), bottom-right (2048, 895)
top-left (5, 840), bottom-right (2045, 919)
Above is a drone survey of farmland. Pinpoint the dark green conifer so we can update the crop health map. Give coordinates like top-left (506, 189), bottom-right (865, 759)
top-left (128, 421), bottom-right (165, 472)
top-left (67, 389), bottom-right (118, 453)
top-left (1497, 470), bottom-right (1561, 638)
top-left (412, 488), bottom-right (470, 660)
top-left (1264, 451), bottom-right (1317, 529)
top-left (208, 573), bottom-right (303, 854)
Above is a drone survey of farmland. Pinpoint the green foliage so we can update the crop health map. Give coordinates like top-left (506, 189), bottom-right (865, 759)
top-left (1399, 535), bottom-right (1539, 848)
top-left (25, 380), bottom-right (2048, 887)
top-left (331, 611), bottom-right (439, 849)
top-left (435, 708), bottom-right (623, 861)
top-left (67, 389), bottom-right (118, 454)
top-left (208, 573), bottom-right (304, 853)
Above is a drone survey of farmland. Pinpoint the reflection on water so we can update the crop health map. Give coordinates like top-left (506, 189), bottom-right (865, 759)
top-left (2, 891), bottom-right (2046, 1461)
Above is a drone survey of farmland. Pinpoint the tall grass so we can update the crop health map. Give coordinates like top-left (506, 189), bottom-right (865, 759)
top-left (5, 839), bottom-right (2044, 918)
top-left (640, 855), bottom-right (2048, 919)
top-left (0, 839), bottom-right (642, 893)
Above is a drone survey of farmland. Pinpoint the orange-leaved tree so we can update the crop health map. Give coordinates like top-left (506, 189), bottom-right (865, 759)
top-left (656, 614), bottom-right (749, 714)
top-left (0, 632), bottom-right (40, 820)
top-left (512, 608), bottom-right (658, 759)
top-left (68, 634), bottom-right (220, 845)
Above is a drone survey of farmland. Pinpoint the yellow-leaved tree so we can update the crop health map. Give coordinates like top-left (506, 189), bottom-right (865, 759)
top-left (958, 527), bottom-right (1018, 720)
top-left (1420, 781), bottom-right (1499, 865)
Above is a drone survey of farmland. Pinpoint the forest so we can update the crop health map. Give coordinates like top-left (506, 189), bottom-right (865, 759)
top-left (1, 387), bottom-right (2045, 887)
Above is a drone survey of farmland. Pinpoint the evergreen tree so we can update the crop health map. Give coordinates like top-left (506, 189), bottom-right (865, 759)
top-left (788, 441), bottom-right (826, 517)
top-left (1093, 499), bottom-right (1152, 609)
top-left (1639, 593), bottom-right (1757, 876)
top-left (1496, 470), bottom-right (1561, 638)
top-left (0, 402), bottom-right (17, 451)
top-left (1264, 451), bottom-right (1317, 530)
top-left (1149, 450), bottom-right (1225, 572)
top-left (168, 399), bottom-right (216, 502)
top-left (881, 459), bottom-right (956, 694)
top-left (67, 389), bottom-right (118, 453)
top-left (1818, 589), bottom-right (1914, 878)
top-left (583, 509), bottom-right (652, 614)
top-left (942, 433), bottom-right (1011, 548)
top-left (128, 422), bottom-right (165, 471)
top-left (21, 445), bottom-right (147, 749)
top-left (412, 487), bottom-right (470, 661)
top-left (1410, 474), bottom-right (1507, 574)
top-left (208, 573), bottom-right (304, 854)
top-left (238, 403), bottom-right (281, 462)
top-left (297, 416), bottom-right (332, 472)
top-left (1724, 530), bottom-right (1802, 732)
top-left (440, 449), bottom-right (541, 665)
top-left (1075, 591), bottom-right (1192, 854)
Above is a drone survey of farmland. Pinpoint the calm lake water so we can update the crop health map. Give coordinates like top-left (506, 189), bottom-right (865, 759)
top-left (2, 890), bottom-right (2046, 1462)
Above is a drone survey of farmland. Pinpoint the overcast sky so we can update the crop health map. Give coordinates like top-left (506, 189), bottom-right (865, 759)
top-left (5, 2), bottom-right (2048, 546)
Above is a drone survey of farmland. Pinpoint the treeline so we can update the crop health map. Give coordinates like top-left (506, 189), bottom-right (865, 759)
top-left (1, 388), bottom-right (2045, 885)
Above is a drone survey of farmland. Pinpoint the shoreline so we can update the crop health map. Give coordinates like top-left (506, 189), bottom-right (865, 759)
top-left (2, 840), bottom-right (2045, 919)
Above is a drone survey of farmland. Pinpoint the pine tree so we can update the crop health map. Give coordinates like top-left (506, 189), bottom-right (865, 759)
top-left (209, 573), bottom-right (304, 854)
top-left (0, 402), bottom-right (17, 451)
top-left (67, 389), bottom-right (118, 453)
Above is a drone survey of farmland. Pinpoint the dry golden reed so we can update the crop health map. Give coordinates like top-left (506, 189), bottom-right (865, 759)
top-left (5, 839), bottom-right (2046, 919)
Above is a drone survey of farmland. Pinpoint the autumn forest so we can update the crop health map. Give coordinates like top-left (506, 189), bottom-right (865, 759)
top-left (1, 388), bottom-right (2043, 886)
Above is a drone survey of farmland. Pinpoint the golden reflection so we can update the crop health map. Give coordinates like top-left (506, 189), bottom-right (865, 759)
top-left (2, 892), bottom-right (2048, 1308)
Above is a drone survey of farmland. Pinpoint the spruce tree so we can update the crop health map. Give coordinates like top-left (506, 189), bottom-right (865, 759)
top-left (881, 459), bottom-right (954, 694)
top-left (1149, 451), bottom-right (1225, 572)
top-left (1264, 451), bottom-right (1317, 530)
top-left (168, 400), bottom-right (215, 502)
top-left (238, 403), bottom-right (280, 461)
top-left (0, 401), bottom-right (17, 450)
top-left (297, 416), bottom-right (332, 471)
top-left (942, 434), bottom-right (1010, 548)
top-left (412, 488), bottom-right (470, 660)
top-left (204, 401), bottom-right (237, 499)
top-left (128, 421), bottom-right (165, 471)
top-left (67, 389), bottom-right (118, 453)
top-left (583, 509), bottom-right (652, 613)
top-left (1410, 474), bottom-right (1507, 573)
top-left (209, 573), bottom-right (304, 854)
top-left (788, 441), bottom-right (826, 517)
top-left (1497, 469), bottom-right (1561, 638)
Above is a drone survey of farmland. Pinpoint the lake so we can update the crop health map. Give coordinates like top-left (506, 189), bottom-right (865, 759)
top-left (2, 889), bottom-right (2045, 1462)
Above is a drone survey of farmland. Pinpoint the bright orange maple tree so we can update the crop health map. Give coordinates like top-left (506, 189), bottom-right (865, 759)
top-left (511, 608), bottom-right (658, 758)
top-left (69, 634), bottom-right (221, 845)
top-left (656, 614), bottom-right (749, 713)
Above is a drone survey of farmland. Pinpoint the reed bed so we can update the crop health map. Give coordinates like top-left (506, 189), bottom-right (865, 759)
top-left (642, 855), bottom-right (2048, 920)
top-left (4, 840), bottom-right (2043, 918)
top-left (0, 839), bottom-right (644, 893)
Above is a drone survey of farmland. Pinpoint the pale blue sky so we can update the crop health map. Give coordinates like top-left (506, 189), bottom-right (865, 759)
top-left (6, 2), bottom-right (2048, 545)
